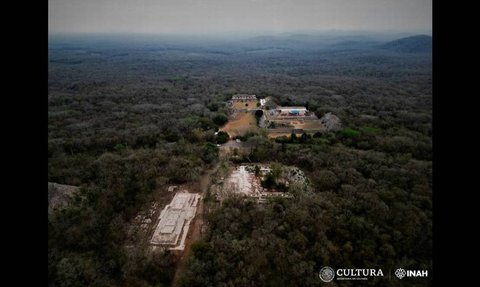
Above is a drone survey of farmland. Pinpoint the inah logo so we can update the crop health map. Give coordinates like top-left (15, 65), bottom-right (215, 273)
top-left (319, 266), bottom-right (335, 282)
top-left (394, 268), bottom-right (428, 279)
top-left (395, 268), bottom-right (406, 279)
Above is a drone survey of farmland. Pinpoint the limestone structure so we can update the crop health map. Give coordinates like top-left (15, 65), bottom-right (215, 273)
top-left (150, 192), bottom-right (200, 250)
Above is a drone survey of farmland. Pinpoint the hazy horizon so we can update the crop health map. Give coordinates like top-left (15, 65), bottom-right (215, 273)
top-left (49, 0), bottom-right (432, 35)
top-left (48, 29), bottom-right (432, 37)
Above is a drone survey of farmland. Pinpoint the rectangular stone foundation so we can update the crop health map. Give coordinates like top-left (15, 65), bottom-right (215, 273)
top-left (150, 192), bottom-right (200, 250)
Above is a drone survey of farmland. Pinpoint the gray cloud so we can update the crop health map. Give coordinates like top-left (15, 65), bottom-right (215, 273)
top-left (49, 0), bottom-right (432, 34)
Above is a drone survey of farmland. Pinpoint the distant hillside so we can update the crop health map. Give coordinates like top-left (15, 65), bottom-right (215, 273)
top-left (380, 35), bottom-right (432, 53)
top-left (326, 40), bottom-right (380, 50)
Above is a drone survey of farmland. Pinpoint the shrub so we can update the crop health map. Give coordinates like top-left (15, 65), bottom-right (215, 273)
top-left (216, 131), bottom-right (230, 144)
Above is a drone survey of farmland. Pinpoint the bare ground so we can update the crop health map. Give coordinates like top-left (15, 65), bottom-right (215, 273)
top-left (220, 111), bottom-right (258, 138)
top-left (232, 99), bottom-right (259, 110)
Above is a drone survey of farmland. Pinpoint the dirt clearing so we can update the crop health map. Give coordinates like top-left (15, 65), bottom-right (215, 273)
top-left (220, 112), bottom-right (259, 138)
top-left (232, 99), bottom-right (259, 110)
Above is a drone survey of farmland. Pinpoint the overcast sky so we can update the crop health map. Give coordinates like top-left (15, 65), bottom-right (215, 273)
top-left (49, 0), bottom-right (432, 35)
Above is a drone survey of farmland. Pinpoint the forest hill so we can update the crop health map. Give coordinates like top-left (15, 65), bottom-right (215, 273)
top-left (48, 35), bottom-right (431, 286)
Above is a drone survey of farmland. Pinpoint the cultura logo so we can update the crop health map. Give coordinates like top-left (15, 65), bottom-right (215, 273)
top-left (395, 268), bottom-right (406, 279)
top-left (319, 266), bottom-right (383, 282)
top-left (319, 266), bottom-right (335, 282)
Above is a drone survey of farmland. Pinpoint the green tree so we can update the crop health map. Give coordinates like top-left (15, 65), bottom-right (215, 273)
top-left (254, 165), bottom-right (261, 176)
top-left (212, 113), bottom-right (229, 126)
top-left (114, 143), bottom-right (125, 152)
top-left (201, 143), bottom-right (219, 163)
top-left (270, 162), bottom-right (283, 179)
top-left (255, 109), bottom-right (263, 118)
top-left (261, 172), bottom-right (276, 189)
top-left (216, 131), bottom-right (230, 144)
top-left (299, 133), bottom-right (309, 143)
top-left (290, 132), bottom-right (297, 142)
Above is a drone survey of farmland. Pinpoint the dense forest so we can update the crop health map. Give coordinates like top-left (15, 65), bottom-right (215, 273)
top-left (48, 33), bottom-right (432, 286)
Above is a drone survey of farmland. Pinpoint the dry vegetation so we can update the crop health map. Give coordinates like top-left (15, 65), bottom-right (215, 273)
top-left (48, 33), bottom-right (431, 287)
